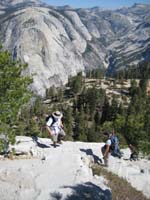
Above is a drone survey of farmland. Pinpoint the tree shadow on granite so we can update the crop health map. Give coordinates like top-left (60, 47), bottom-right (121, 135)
top-left (49, 192), bottom-right (62, 200)
top-left (80, 148), bottom-right (103, 164)
top-left (50, 182), bottom-right (111, 200)
top-left (63, 182), bottom-right (111, 200)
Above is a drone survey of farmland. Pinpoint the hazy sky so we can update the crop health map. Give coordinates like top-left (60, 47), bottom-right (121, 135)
top-left (41, 0), bottom-right (150, 9)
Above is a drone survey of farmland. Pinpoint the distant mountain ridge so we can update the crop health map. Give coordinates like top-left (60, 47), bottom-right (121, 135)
top-left (0, 0), bottom-right (40, 7)
top-left (0, 1), bottom-right (149, 96)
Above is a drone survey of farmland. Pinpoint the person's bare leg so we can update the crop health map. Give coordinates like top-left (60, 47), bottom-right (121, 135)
top-left (52, 134), bottom-right (58, 147)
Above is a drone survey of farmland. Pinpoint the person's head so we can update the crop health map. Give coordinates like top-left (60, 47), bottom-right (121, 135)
top-left (52, 111), bottom-right (63, 119)
top-left (103, 131), bottom-right (111, 138)
top-left (112, 128), bottom-right (115, 135)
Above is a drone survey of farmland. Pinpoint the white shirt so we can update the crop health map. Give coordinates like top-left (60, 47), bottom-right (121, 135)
top-left (46, 117), bottom-right (53, 127)
top-left (106, 139), bottom-right (111, 146)
top-left (46, 117), bottom-right (62, 134)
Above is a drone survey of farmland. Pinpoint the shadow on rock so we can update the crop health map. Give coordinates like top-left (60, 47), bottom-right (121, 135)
top-left (80, 148), bottom-right (102, 164)
top-left (32, 136), bottom-right (50, 148)
top-left (50, 192), bottom-right (62, 200)
top-left (60, 182), bottom-right (111, 200)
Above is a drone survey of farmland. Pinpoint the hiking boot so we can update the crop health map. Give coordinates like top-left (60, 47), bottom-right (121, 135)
top-left (53, 142), bottom-right (56, 148)
top-left (57, 140), bottom-right (63, 144)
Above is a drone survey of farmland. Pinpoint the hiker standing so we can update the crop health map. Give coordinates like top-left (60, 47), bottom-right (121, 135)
top-left (101, 132), bottom-right (112, 167)
top-left (46, 111), bottom-right (66, 147)
top-left (110, 129), bottom-right (122, 158)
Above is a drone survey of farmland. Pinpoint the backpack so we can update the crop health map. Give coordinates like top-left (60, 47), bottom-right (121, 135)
top-left (110, 135), bottom-right (119, 151)
top-left (46, 115), bottom-right (57, 127)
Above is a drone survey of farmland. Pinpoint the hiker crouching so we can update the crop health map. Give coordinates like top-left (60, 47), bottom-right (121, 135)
top-left (46, 111), bottom-right (66, 147)
top-left (101, 132), bottom-right (112, 167)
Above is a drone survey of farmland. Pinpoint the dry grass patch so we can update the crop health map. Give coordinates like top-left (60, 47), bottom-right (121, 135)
top-left (92, 164), bottom-right (150, 200)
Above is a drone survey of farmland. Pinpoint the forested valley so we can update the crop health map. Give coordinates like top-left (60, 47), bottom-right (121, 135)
top-left (0, 46), bottom-right (150, 155)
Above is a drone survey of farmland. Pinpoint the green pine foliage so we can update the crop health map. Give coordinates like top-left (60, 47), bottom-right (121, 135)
top-left (73, 107), bottom-right (87, 141)
top-left (123, 79), bottom-right (150, 154)
top-left (68, 72), bottom-right (84, 95)
top-left (42, 71), bottom-right (150, 155)
top-left (63, 106), bottom-right (74, 140)
top-left (115, 61), bottom-right (150, 79)
top-left (0, 52), bottom-right (149, 156)
top-left (86, 68), bottom-right (105, 79)
top-left (0, 46), bottom-right (33, 152)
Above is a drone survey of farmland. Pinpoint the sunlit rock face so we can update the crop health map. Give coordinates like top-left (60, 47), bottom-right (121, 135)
top-left (0, 0), bottom-right (39, 7)
top-left (0, 1), bottom-right (149, 96)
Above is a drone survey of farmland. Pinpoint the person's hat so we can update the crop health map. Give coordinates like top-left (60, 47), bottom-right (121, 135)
top-left (52, 111), bottom-right (63, 118)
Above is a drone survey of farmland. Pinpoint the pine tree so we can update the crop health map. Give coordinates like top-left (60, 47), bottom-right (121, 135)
top-left (0, 46), bottom-right (32, 152)
top-left (109, 95), bottom-right (119, 121)
top-left (63, 107), bottom-right (74, 140)
top-left (73, 107), bottom-right (87, 141)
top-left (46, 85), bottom-right (57, 100)
top-left (129, 79), bottom-right (138, 97)
top-left (94, 110), bottom-right (101, 130)
top-left (69, 72), bottom-right (84, 95)
top-left (57, 88), bottom-right (64, 102)
top-left (101, 95), bottom-right (110, 123)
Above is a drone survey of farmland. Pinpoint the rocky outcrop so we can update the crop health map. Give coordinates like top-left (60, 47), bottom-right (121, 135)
top-left (0, 0), bottom-right (39, 7)
top-left (0, 1), bottom-right (149, 96)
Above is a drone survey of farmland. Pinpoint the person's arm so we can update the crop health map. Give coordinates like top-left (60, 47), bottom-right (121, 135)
top-left (103, 139), bottom-right (111, 158)
top-left (60, 119), bottom-right (64, 128)
top-left (103, 144), bottom-right (110, 158)
top-left (46, 126), bottom-right (53, 137)
top-left (46, 118), bottom-right (53, 136)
